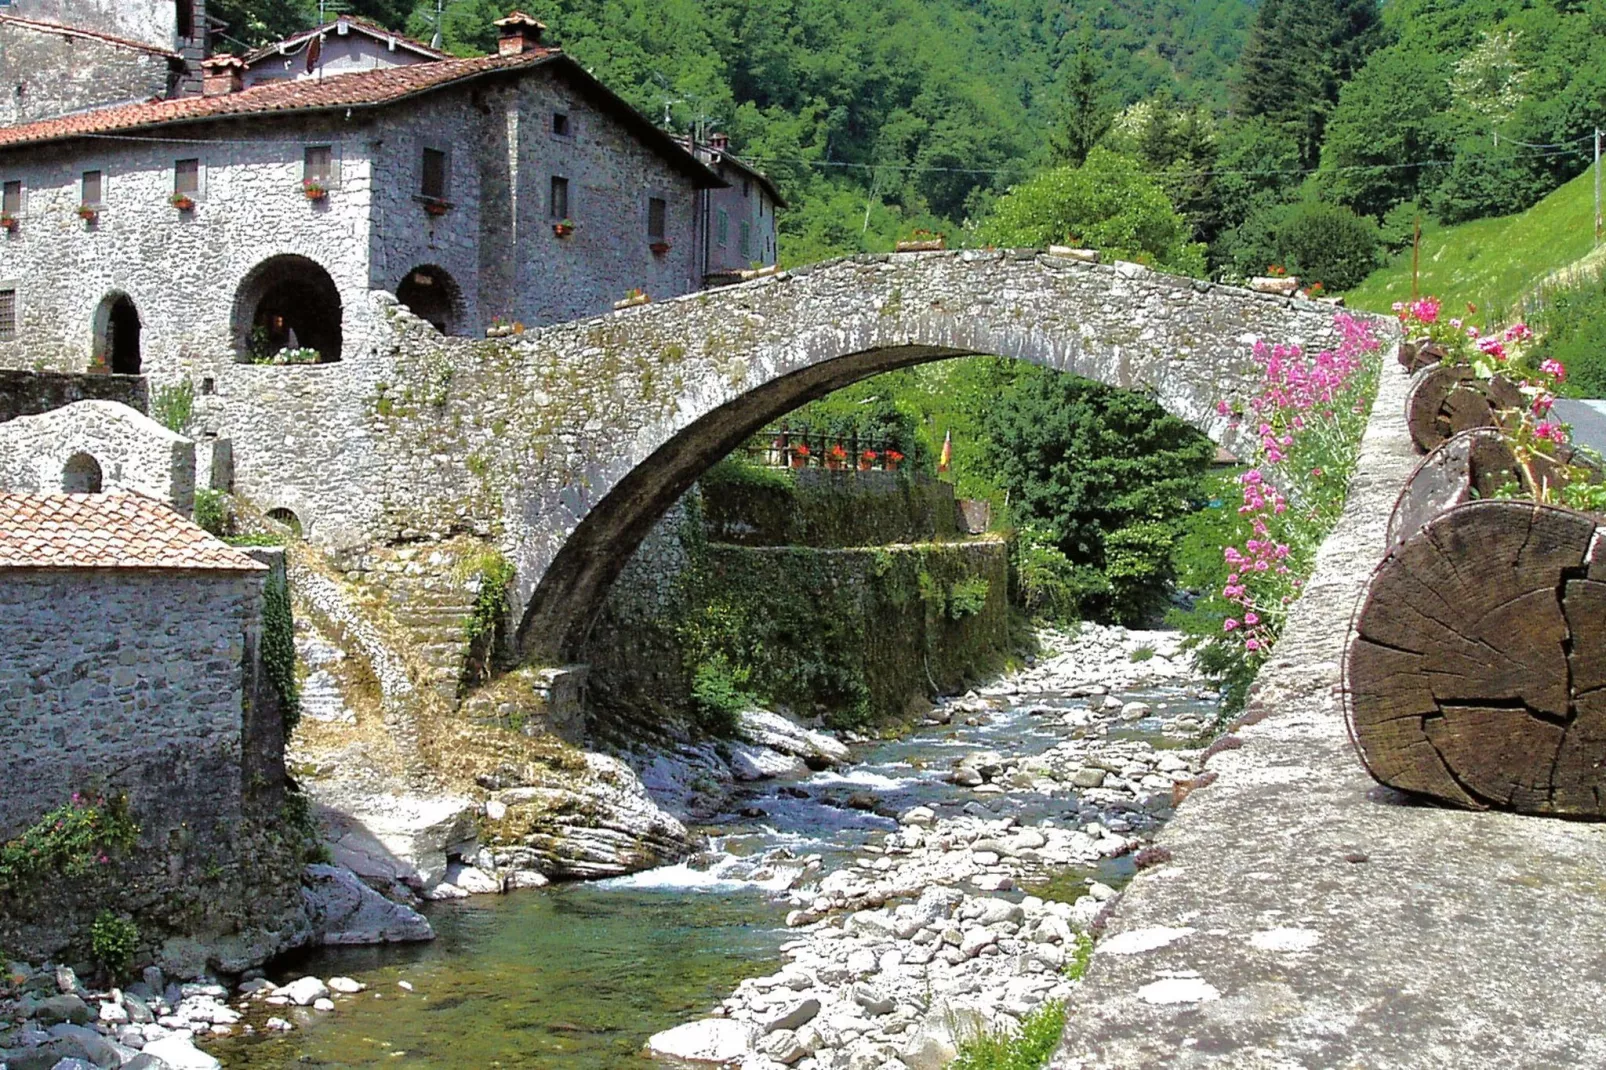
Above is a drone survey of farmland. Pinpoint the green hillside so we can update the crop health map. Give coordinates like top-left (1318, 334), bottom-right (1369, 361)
top-left (1347, 170), bottom-right (1602, 319)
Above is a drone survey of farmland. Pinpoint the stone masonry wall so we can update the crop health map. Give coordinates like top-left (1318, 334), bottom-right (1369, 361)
top-left (0, 399), bottom-right (195, 511)
top-left (0, 19), bottom-right (176, 126)
top-left (5, 1), bottom-right (178, 51)
top-left (0, 368), bottom-right (146, 423)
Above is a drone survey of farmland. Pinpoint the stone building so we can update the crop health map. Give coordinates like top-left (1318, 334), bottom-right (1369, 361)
top-left (685, 132), bottom-right (785, 279)
top-left (241, 15), bottom-right (448, 88)
top-left (0, 398), bottom-right (196, 511)
top-left (0, 12), bottom-right (729, 379)
top-left (0, 490), bottom-right (306, 962)
top-left (0, 1), bottom-right (208, 124)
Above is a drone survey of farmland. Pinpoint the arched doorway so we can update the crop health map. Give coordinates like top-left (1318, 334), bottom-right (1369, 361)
top-left (232, 255), bottom-right (343, 363)
top-left (62, 453), bottom-right (103, 493)
top-left (395, 265), bottom-right (464, 335)
top-left (92, 294), bottom-right (142, 374)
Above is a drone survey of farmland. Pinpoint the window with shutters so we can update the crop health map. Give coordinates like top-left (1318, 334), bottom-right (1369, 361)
top-left (739, 220), bottom-right (752, 259)
top-left (304, 146), bottom-right (332, 183)
top-left (421, 147), bottom-right (447, 200)
top-left (174, 158), bottom-right (199, 196)
top-left (647, 197), bottom-right (667, 240)
top-left (82, 170), bottom-right (103, 207)
top-left (549, 175), bottom-right (569, 219)
top-left (3, 180), bottom-right (21, 216)
top-left (0, 289), bottom-right (15, 340)
top-left (716, 208), bottom-right (729, 247)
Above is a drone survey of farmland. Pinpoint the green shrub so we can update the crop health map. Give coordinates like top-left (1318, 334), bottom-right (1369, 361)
top-left (459, 551), bottom-right (515, 689)
top-left (151, 379), bottom-right (195, 435)
top-left (1230, 198), bottom-right (1382, 291)
top-left (1010, 525), bottom-right (1098, 623)
top-left (1101, 520), bottom-right (1177, 626)
top-left (90, 912), bottom-right (138, 978)
top-left (192, 489), bottom-right (231, 537)
top-left (1534, 272), bottom-right (1606, 399)
top-left (1065, 933), bottom-right (1094, 980)
top-left (1429, 138), bottom-right (1548, 225)
top-left (946, 576), bottom-right (992, 620)
top-left (689, 655), bottom-right (754, 737)
top-left (950, 1000), bottom-right (1067, 1070)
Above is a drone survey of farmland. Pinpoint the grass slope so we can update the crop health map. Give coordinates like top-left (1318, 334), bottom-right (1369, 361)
top-left (1347, 171), bottom-right (1601, 319)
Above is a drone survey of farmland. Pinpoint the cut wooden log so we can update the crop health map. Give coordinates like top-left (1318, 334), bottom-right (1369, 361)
top-left (1398, 337), bottom-right (1450, 374)
top-left (1385, 429), bottom-right (1591, 548)
top-left (1346, 499), bottom-right (1606, 816)
top-left (1404, 364), bottom-right (1525, 453)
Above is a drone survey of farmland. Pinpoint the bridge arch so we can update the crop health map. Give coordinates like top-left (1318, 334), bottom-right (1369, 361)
top-left (494, 251), bottom-right (1360, 663)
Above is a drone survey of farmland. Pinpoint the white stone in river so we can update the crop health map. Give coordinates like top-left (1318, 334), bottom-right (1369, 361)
top-left (1249, 927), bottom-right (1321, 952)
top-left (444, 863), bottom-right (501, 895)
top-left (313, 998), bottom-right (335, 1012)
top-left (327, 977), bottom-right (365, 994)
top-left (142, 1034), bottom-right (224, 1069)
top-left (278, 976), bottom-right (329, 1007)
top-left (1137, 976), bottom-right (1220, 1005)
top-left (1096, 927), bottom-right (1196, 956)
top-left (646, 1018), bottom-right (758, 1065)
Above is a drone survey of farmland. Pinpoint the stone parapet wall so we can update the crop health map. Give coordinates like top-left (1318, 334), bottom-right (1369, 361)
top-left (0, 368), bottom-right (147, 423)
top-left (701, 468), bottom-right (961, 548)
top-left (0, 399), bottom-right (195, 511)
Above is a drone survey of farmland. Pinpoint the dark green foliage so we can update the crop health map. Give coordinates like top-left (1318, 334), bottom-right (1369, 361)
top-left (1318, 45), bottom-right (1453, 219)
top-left (461, 552), bottom-right (515, 690)
top-left (1051, 34), bottom-right (1114, 167)
top-left (950, 999), bottom-right (1068, 1070)
top-left (1009, 526), bottom-right (1103, 624)
top-left (688, 655), bottom-right (754, 737)
top-left (980, 369), bottom-right (1213, 622)
top-left (261, 569), bottom-right (301, 735)
top-left (1229, 198), bottom-right (1381, 290)
top-left (1535, 274), bottom-right (1606, 399)
top-left (1428, 137), bottom-right (1551, 224)
top-left (700, 463), bottom-right (960, 548)
top-left (1233, 0), bottom-right (1384, 167)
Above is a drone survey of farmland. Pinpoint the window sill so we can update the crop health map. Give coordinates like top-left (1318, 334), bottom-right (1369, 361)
top-left (415, 195), bottom-right (454, 216)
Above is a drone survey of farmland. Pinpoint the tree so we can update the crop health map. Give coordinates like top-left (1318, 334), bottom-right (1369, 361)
top-left (1051, 34), bottom-right (1112, 167)
top-left (1227, 198), bottom-right (1381, 290)
top-left (1319, 44), bottom-right (1453, 219)
top-left (980, 369), bottom-right (1213, 624)
top-left (975, 148), bottom-right (1207, 276)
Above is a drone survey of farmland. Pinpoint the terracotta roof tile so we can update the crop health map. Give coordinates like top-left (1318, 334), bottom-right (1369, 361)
top-left (0, 48), bottom-right (557, 149)
top-left (0, 492), bottom-right (266, 571)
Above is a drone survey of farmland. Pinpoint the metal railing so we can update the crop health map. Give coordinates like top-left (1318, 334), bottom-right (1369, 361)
top-left (741, 426), bottom-right (909, 471)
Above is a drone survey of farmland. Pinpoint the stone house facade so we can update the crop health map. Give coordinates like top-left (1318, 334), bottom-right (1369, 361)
top-left (0, 491), bottom-right (306, 963)
top-left (242, 15), bottom-right (447, 88)
top-left (0, 17), bottom-right (724, 380)
top-left (0, 399), bottom-right (196, 511)
top-left (0, 1), bottom-right (207, 124)
top-left (690, 133), bottom-right (784, 278)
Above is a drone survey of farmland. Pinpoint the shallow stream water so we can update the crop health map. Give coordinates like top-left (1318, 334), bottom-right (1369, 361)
top-left (217, 684), bottom-right (1211, 1068)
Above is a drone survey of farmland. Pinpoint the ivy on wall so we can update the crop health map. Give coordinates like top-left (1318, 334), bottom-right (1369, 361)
top-left (261, 569), bottom-right (300, 734)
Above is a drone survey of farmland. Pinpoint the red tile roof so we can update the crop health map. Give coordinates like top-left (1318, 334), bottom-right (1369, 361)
top-left (0, 492), bottom-right (266, 571)
top-left (0, 48), bottom-right (556, 149)
top-left (243, 16), bottom-right (449, 66)
top-left (0, 13), bottom-right (182, 60)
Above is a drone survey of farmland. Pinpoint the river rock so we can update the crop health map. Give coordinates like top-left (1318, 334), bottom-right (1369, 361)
top-left (33, 995), bottom-right (91, 1025)
top-left (645, 1018), bottom-right (757, 1065)
top-left (280, 977), bottom-right (330, 1006)
top-left (444, 862), bottom-right (501, 895)
top-left (322, 794), bottom-right (480, 891)
top-left (737, 709), bottom-right (851, 767)
top-left (1071, 768), bottom-right (1107, 788)
top-left (728, 744), bottom-right (808, 781)
top-left (762, 1028), bottom-right (809, 1064)
top-left (141, 1034), bottom-right (222, 1070)
top-left (763, 998), bottom-right (821, 1033)
top-left (300, 864), bottom-right (435, 945)
top-left (327, 977), bottom-right (365, 994)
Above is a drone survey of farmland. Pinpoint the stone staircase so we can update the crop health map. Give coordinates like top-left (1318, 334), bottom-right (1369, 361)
top-left (341, 540), bottom-right (485, 704)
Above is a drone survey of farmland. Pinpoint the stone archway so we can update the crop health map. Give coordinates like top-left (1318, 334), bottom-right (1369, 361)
top-left (61, 452), bottom-right (103, 493)
top-left (232, 255), bottom-right (343, 363)
top-left (92, 293), bottom-right (142, 375)
top-left (396, 265), bottom-right (465, 335)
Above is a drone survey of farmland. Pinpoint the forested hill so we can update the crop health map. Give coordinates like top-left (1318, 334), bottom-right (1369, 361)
top-left (209, 0), bottom-right (1254, 260)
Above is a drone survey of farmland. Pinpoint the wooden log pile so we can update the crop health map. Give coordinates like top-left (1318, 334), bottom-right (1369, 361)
top-left (1346, 337), bottom-right (1606, 817)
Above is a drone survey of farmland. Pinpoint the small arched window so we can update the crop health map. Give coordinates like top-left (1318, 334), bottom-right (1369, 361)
top-left (62, 453), bottom-right (104, 493)
top-left (266, 507), bottom-right (303, 537)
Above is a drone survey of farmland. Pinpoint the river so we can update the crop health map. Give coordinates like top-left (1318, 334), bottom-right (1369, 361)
top-left (216, 628), bottom-right (1212, 1068)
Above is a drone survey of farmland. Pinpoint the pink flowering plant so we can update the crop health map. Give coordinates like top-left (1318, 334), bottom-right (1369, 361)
top-left (0, 791), bottom-right (138, 892)
top-left (1173, 313), bottom-right (1381, 709)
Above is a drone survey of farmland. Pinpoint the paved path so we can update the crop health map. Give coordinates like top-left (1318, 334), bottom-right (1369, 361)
top-left (1054, 350), bottom-right (1606, 1069)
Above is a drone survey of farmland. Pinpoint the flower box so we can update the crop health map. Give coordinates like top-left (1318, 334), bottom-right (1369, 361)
top-left (824, 444), bottom-right (848, 470)
top-left (76, 205), bottom-right (99, 224)
top-left (0, 214), bottom-right (16, 234)
top-left (884, 450), bottom-right (904, 472)
top-left (170, 193), bottom-right (196, 212)
top-left (614, 290), bottom-right (650, 310)
top-left (858, 450), bottom-right (877, 471)
top-left (553, 219), bottom-right (575, 238)
top-left (423, 200), bottom-right (451, 217)
top-left (650, 240), bottom-right (672, 255)
top-left (303, 180), bottom-right (329, 202)
top-left (789, 446), bottom-right (810, 469)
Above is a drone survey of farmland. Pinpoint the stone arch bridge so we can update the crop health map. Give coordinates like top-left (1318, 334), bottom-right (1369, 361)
top-left (212, 249), bottom-right (1359, 665)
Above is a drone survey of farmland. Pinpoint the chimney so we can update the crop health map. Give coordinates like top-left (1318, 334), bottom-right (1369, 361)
top-left (201, 54), bottom-right (245, 96)
top-left (708, 132), bottom-right (730, 153)
top-left (494, 11), bottom-right (547, 55)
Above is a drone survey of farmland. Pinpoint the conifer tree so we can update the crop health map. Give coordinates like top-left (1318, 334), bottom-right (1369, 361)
top-left (1052, 35), bottom-right (1113, 167)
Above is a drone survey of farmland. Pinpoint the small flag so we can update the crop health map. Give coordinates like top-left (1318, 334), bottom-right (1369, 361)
top-left (939, 429), bottom-right (952, 473)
